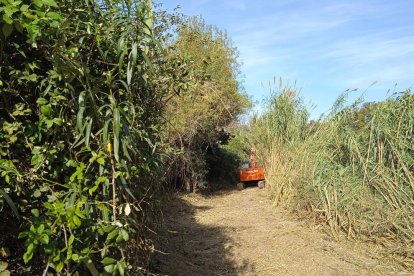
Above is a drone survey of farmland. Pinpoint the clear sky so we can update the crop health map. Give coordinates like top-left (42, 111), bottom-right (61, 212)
top-left (160, 0), bottom-right (414, 118)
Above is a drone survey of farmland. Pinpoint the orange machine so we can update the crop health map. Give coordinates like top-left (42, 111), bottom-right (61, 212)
top-left (237, 146), bottom-right (265, 190)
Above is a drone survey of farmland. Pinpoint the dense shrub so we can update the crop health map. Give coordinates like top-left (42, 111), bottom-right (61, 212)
top-left (163, 17), bottom-right (250, 191)
top-left (0, 0), bottom-right (191, 274)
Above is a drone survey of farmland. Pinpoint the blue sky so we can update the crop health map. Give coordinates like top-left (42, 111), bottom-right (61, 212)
top-left (160, 0), bottom-right (414, 118)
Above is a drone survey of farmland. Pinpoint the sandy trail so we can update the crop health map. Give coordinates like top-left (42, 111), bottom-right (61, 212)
top-left (153, 187), bottom-right (407, 275)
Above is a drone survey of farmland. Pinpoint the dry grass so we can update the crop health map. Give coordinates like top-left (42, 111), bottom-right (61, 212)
top-left (153, 188), bottom-right (405, 275)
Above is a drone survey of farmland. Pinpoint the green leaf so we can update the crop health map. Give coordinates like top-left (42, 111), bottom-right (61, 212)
top-left (40, 105), bottom-right (51, 116)
top-left (40, 184), bottom-right (48, 193)
top-left (127, 64), bottom-right (133, 86)
top-left (114, 135), bottom-right (119, 162)
top-left (77, 91), bottom-right (86, 132)
top-left (37, 224), bottom-right (44, 234)
top-left (2, 24), bottom-right (13, 38)
top-left (70, 164), bottom-right (84, 182)
top-left (72, 254), bottom-right (79, 261)
top-left (2, 14), bottom-right (13, 25)
top-left (36, 98), bottom-right (48, 105)
top-left (117, 262), bottom-right (125, 275)
top-left (53, 118), bottom-right (63, 126)
top-left (33, 0), bottom-right (43, 7)
top-left (102, 225), bottom-right (115, 233)
top-left (104, 264), bottom-right (115, 273)
top-left (0, 270), bottom-right (11, 276)
top-left (12, 1), bottom-right (23, 6)
top-left (106, 228), bottom-right (119, 242)
top-left (31, 152), bottom-right (44, 167)
top-left (14, 21), bottom-right (23, 33)
top-left (88, 185), bottom-right (99, 196)
top-left (72, 215), bottom-right (81, 227)
top-left (23, 243), bottom-right (34, 264)
top-left (0, 261), bottom-right (8, 272)
top-left (33, 190), bottom-right (41, 198)
top-left (103, 119), bottom-right (110, 145)
top-left (101, 257), bottom-right (116, 265)
top-left (85, 118), bottom-right (92, 146)
top-left (47, 11), bottom-right (61, 20)
top-left (52, 254), bottom-right (60, 262)
top-left (97, 157), bottom-right (105, 165)
top-left (119, 176), bottom-right (136, 200)
top-left (121, 137), bottom-right (132, 161)
top-left (18, 232), bottom-right (28, 239)
top-left (84, 258), bottom-right (99, 276)
top-left (114, 108), bottom-right (120, 136)
top-left (89, 176), bottom-right (106, 195)
top-left (45, 119), bottom-right (54, 129)
top-left (131, 43), bottom-right (138, 64)
top-left (141, 51), bottom-right (155, 71)
top-left (55, 262), bottom-right (64, 272)
top-left (42, 0), bottom-right (58, 7)
top-left (121, 229), bottom-right (129, 241)
top-left (113, 108), bottom-right (121, 161)
top-left (68, 235), bottom-right (75, 246)
top-left (31, 209), bottom-right (40, 217)
top-left (0, 189), bottom-right (20, 221)
top-left (116, 232), bottom-right (123, 243)
top-left (75, 208), bottom-right (86, 219)
top-left (20, 4), bottom-right (29, 12)
top-left (40, 234), bottom-right (49, 245)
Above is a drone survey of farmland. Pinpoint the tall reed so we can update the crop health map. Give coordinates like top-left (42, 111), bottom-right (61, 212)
top-left (256, 82), bottom-right (414, 267)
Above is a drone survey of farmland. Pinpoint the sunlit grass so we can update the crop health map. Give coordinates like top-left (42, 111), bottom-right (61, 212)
top-left (250, 80), bottom-right (414, 268)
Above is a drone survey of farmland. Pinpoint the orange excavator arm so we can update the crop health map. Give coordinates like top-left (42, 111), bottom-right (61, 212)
top-left (239, 145), bottom-right (264, 183)
top-left (250, 146), bottom-right (256, 168)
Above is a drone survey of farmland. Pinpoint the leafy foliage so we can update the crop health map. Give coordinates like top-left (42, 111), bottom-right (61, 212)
top-left (163, 17), bottom-right (250, 191)
top-left (0, 0), bottom-right (192, 274)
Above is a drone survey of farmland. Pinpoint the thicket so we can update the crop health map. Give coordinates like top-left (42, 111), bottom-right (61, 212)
top-left (0, 0), bottom-right (246, 274)
top-left (163, 17), bottom-right (249, 191)
top-left (228, 80), bottom-right (414, 268)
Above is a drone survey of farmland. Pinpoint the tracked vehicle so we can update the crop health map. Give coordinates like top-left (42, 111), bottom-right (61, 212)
top-left (237, 146), bottom-right (265, 190)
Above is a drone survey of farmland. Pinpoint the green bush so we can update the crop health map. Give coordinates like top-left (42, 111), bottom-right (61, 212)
top-left (0, 0), bottom-right (191, 274)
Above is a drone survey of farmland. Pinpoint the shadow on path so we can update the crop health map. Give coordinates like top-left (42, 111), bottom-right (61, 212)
top-left (152, 194), bottom-right (254, 275)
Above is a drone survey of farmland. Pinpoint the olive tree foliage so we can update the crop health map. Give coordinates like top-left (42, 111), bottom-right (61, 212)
top-left (0, 0), bottom-right (190, 274)
top-left (163, 17), bottom-right (250, 191)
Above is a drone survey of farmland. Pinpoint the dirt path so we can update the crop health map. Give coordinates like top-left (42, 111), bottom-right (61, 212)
top-left (153, 187), bottom-right (408, 276)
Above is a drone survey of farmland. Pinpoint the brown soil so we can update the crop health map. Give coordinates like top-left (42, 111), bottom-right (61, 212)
top-left (153, 187), bottom-right (410, 276)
